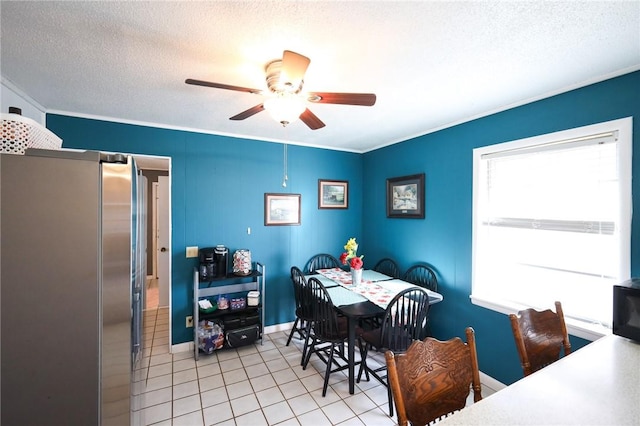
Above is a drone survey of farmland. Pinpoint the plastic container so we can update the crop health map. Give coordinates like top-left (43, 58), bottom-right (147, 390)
top-left (198, 320), bottom-right (224, 354)
top-left (247, 291), bottom-right (260, 306)
top-left (233, 249), bottom-right (252, 276)
top-left (198, 299), bottom-right (218, 314)
top-left (230, 297), bottom-right (246, 310)
top-left (217, 295), bottom-right (229, 310)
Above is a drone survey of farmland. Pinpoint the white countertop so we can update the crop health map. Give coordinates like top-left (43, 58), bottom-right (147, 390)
top-left (439, 335), bottom-right (640, 425)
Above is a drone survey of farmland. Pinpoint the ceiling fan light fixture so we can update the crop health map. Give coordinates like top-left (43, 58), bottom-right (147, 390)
top-left (186, 49), bottom-right (374, 130)
top-left (266, 60), bottom-right (304, 94)
top-left (264, 94), bottom-right (306, 127)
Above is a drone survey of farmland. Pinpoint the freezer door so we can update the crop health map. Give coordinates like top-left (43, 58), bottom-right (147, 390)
top-left (1, 153), bottom-right (102, 425)
top-left (101, 160), bottom-right (135, 425)
top-left (132, 172), bottom-right (147, 368)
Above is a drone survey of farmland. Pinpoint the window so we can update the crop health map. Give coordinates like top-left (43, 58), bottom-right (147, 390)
top-left (472, 118), bottom-right (632, 340)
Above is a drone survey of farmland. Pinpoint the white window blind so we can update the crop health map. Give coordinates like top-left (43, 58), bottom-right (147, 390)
top-left (472, 118), bottom-right (632, 337)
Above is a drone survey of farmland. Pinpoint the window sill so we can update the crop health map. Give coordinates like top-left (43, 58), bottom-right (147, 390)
top-left (470, 294), bottom-right (611, 342)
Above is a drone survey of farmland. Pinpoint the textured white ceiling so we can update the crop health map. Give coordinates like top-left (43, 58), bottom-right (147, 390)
top-left (1, 1), bottom-right (639, 153)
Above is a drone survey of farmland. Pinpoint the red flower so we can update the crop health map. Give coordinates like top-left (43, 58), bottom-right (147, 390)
top-left (339, 252), bottom-right (349, 265)
top-left (349, 257), bottom-right (363, 270)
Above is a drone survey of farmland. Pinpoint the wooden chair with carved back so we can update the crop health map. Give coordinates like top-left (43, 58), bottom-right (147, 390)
top-left (385, 327), bottom-right (483, 426)
top-left (509, 301), bottom-right (572, 377)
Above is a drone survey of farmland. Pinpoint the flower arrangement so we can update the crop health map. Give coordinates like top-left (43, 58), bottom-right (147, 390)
top-left (340, 237), bottom-right (364, 270)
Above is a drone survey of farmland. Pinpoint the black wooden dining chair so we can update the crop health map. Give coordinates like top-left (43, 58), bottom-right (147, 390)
top-left (403, 263), bottom-right (438, 338)
top-left (286, 266), bottom-right (314, 365)
top-left (373, 258), bottom-right (401, 278)
top-left (304, 253), bottom-right (342, 274)
top-left (356, 286), bottom-right (431, 416)
top-left (402, 263), bottom-right (438, 292)
top-left (302, 277), bottom-right (351, 397)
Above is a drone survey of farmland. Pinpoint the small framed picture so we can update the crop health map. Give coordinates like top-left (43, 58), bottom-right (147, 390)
top-left (318, 180), bottom-right (349, 209)
top-left (264, 193), bottom-right (301, 226)
top-left (386, 173), bottom-right (425, 219)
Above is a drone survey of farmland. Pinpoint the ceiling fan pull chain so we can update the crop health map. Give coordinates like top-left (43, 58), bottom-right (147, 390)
top-left (282, 142), bottom-right (288, 187)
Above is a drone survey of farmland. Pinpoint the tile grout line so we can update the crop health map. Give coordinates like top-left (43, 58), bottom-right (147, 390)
top-left (140, 306), bottom-right (497, 425)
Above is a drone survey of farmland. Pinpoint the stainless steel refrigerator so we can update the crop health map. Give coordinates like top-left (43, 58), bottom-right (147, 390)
top-left (1, 148), bottom-right (146, 425)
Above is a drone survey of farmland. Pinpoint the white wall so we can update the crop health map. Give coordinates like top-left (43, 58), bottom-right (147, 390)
top-left (1, 79), bottom-right (46, 124)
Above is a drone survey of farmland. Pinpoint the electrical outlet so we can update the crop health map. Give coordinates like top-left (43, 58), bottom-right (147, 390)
top-left (186, 246), bottom-right (198, 258)
top-left (186, 316), bottom-right (193, 327)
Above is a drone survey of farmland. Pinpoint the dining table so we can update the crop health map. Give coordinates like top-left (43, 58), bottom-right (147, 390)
top-left (307, 267), bottom-right (444, 394)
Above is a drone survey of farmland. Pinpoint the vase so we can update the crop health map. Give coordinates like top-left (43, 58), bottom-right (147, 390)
top-left (351, 268), bottom-right (363, 286)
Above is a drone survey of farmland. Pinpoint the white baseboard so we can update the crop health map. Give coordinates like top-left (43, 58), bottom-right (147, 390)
top-left (171, 341), bottom-right (192, 354)
top-left (264, 321), bottom-right (295, 335)
top-left (479, 371), bottom-right (506, 391)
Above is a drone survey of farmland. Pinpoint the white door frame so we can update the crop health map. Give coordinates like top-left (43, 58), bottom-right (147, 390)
top-left (131, 153), bottom-right (171, 353)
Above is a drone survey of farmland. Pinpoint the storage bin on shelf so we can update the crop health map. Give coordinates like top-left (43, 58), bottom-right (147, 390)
top-left (197, 320), bottom-right (224, 354)
top-left (198, 298), bottom-right (217, 314)
top-left (247, 291), bottom-right (260, 306)
top-left (226, 324), bottom-right (261, 348)
top-left (230, 297), bottom-right (246, 310)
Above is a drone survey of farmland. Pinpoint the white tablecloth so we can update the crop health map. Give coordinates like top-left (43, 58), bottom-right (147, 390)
top-left (316, 269), bottom-right (443, 309)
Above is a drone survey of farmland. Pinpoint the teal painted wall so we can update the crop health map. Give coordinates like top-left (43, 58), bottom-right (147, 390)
top-left (47, 70), bottom-right (639, 385)
top-left (362, 70), bottom-right (640, 384)
top-left (45, 116), bottom-right (364, 346)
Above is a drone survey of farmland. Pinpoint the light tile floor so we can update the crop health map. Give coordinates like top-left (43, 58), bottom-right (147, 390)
top-left (146, 278), bottom-right (159, 309)
top-left (134, 307), bottom-right (497, 426)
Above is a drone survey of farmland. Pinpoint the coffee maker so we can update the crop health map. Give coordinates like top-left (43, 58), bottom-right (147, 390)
top-left (199, 245), bottom-right (228, 280)
top-left (198, 247), bottom-right (216, 281)
top-left (213, 245), bottom-right (228, 279)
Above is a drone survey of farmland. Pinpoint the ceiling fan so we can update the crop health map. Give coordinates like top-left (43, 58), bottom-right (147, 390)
top-left (185, 50), bottom-right (376, 130)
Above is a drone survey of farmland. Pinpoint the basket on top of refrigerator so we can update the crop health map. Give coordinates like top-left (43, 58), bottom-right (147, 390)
top-left (2, 108), bottom-right (62, 155)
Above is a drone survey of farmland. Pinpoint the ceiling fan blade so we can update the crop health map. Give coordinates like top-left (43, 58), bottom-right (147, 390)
top-left (281, 50), bottom-right (311, 84)
top-left (185, 79), bottom-right (261, 94)
top-left (307, 92), bottom-right (376, 106)
top-left (229, 104), bottom-right (265, 121)
top-left (299, 108), bottom-right (326, 130)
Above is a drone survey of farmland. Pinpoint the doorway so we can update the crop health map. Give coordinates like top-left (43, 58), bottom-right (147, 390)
top-left (132, 154), bottom-right (171, 349)
top-left (141, 170), bottom-right (170, 309)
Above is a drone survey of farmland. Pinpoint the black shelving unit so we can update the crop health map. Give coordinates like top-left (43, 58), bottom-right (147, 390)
top-left (193, 263), bottom-right (265, 360)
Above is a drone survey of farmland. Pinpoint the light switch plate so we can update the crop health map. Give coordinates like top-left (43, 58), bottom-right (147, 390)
top-left (186, 246), bottom-right (198, 258)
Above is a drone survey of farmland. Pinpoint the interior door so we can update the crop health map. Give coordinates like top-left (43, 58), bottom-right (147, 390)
top-left (157, 176), bottom-right (170, 307)
top-left (152, 182), bottom-right (158, 280)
